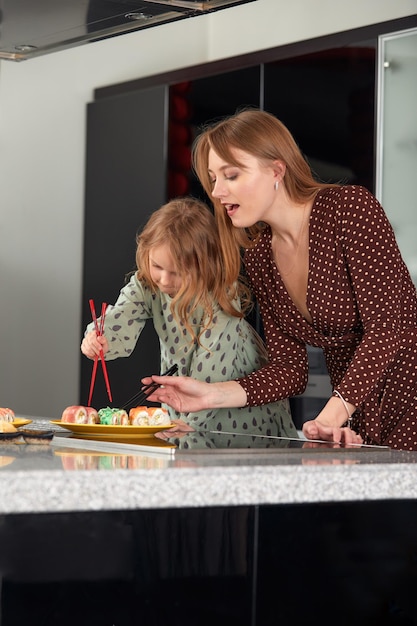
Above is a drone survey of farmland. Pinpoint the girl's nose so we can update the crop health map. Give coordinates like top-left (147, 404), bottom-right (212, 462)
top-left (159, 271), bottom-right (170, 286)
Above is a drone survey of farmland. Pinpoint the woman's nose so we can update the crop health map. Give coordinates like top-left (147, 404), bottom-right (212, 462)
top-left (211, 179), bottom-right (226, 198)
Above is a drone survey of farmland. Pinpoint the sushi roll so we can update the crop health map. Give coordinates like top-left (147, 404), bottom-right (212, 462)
top-left (129, 406), bottom-right (170, 426)
top-left (98, 407), bottom-right (129, 425)
top-left (0, 408), bottom-right (15, 423)
top-left (61, 406), bottom-right (99, 424)
top-left (129, 406), bottom-right (150, 426)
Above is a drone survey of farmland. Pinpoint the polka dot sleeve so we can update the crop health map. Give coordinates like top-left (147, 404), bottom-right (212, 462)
top-left (333, 186), bottom-right (416, 406)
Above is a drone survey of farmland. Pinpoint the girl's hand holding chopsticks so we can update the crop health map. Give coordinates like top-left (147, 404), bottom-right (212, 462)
top-left (86, 299), bottom-right (113, 405)
top-left (81, 330), bottom-right (109, 360)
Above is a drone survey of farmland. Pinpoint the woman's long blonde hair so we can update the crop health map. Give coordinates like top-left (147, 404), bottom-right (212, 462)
top-left (192, 108), bottom-right (336, 287)
top-left (136, 197), bottom-right (251, 344)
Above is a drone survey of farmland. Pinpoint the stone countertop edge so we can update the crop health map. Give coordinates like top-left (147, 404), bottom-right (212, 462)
top-left (1, 463), bottom-right (417, 515)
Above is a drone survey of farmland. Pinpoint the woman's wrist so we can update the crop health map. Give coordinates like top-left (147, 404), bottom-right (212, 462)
top-left (332, 390), bottom-right (353, 423)
top-left (317, 395), bottom-right (356, 429)
top-left (332, 390), bottom-right (356, 427)
top-left (209, 380), bottom-right (247, 409)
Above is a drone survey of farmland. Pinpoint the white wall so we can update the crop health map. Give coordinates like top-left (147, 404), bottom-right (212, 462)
top-left (0, 0), bottom-right (416, 418)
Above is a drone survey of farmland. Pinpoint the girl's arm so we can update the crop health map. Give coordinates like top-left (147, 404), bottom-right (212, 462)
top-left (82, 274), bottom-right (152, 361)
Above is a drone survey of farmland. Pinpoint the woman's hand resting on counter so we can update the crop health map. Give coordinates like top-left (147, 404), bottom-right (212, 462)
top-left (302, 394), bottom-right (363, 445)
top-left (303, 419), bottom-right (363, 445)
top-left (81, 330), bottom-right (109, 360)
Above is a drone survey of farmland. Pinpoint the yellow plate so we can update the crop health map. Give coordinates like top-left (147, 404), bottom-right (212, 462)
top-left (50, 420), bottom-right (175, 438)
top-left (13, 418), bottom-right (32, 427)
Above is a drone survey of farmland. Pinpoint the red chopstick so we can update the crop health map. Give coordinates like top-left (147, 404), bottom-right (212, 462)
top-left (87, 299), bottom-right (113, 405)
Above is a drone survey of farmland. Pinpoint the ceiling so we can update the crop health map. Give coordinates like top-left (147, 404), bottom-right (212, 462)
top-left (0, 0), bottom-right (256, 61)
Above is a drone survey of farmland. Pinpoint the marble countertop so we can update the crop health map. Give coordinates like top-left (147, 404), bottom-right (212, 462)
top-left (1, 417), bottom-right (417, 515)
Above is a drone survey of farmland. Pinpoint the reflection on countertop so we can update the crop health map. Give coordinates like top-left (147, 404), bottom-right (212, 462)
top-left (0, 417), bottom-right (408, 472)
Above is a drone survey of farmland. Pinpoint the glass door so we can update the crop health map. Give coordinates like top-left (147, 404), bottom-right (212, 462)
top-left (376, 27), bottom-right (417, 285)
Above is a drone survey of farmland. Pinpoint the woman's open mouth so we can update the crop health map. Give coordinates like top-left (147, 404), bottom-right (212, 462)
top-left (225, 203), bottom-right (239, 217)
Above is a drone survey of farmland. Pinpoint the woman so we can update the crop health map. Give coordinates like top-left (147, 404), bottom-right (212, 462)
top-left (146, 109), bottom-right (417, 450)
top-left (81, 196), bottom-right (296, 441)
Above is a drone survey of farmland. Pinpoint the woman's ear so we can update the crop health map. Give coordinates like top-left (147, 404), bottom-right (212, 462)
top-left (272, 160), bottom-right (286, 183)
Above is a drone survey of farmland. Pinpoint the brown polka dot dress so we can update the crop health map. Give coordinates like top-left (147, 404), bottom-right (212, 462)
top-left (239, 185), bottom-right (417, 450)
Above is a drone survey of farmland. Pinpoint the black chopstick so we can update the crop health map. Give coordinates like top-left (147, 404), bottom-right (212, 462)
top-left (121, 364), bottom-right (178, 410)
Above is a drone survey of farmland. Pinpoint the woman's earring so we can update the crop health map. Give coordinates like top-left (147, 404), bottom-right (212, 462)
top-left (274, 181), bottom-right (279, 191)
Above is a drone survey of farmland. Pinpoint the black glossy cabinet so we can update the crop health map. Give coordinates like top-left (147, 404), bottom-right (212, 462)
top-left (1, 507), bottom-right (255, 626)
top-left (257, 501), bottom-right (417, 625)
top-left (2, 501), bottom-right (417, 625)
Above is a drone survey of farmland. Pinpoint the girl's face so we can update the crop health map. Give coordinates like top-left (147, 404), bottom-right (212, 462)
top-left (208, 147), bottom-right (278, 228)
top-left (149, 244), bottom-right (182, 298)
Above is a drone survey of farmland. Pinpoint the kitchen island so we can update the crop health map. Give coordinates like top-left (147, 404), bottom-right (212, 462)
top-left (1, 416), bottom-right (417, 625)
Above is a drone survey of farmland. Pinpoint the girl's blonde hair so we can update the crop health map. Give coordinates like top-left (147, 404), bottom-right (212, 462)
top-left (136, 197), bottom-right (251, 344)
top-left (192, 108), bottom-right (337, 287)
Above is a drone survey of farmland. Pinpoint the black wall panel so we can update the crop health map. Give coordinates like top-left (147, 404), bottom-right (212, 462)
top-left (81, 86), bottom-right (167, 408)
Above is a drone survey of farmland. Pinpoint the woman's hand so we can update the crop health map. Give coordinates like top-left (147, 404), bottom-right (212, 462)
top-left (142, 376), bottom-right (247, 413)
top-left (302, 419), bottom-right (363, 446)
top-left (80, 330), bottom-right (109, 360)
top-left (302, 394), bottom-right (363, 445)
top-left (142, 375), bottom-right (214, 413)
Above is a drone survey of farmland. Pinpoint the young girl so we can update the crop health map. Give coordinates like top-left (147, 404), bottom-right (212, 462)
top-left (81, 196), bottom-right (297, 440)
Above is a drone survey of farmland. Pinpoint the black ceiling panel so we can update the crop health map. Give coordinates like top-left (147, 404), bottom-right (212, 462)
top-left (0, 0), bottom-right (257, 61)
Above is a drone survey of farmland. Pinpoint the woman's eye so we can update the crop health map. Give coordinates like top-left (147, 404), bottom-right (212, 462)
top-left (225, 174), bottom-right (237, 181)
